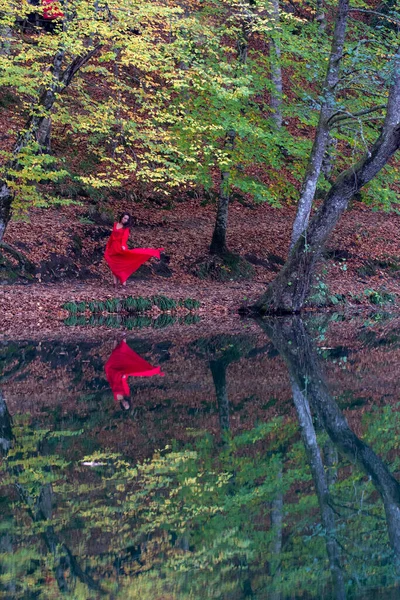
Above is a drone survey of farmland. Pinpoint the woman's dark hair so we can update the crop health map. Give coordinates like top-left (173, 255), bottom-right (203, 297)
top-left (118, 213), bottom-right (132, 228)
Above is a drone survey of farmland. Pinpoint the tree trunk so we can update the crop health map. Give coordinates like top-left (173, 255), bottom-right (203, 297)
top-left (0, 25), bottom-right (12, 56)
top-left (0, 183), bottom-right (14, 243)
top-left (316, 0), bottom-right (326, 31)
top-left (252, 49), bottom-right (400, 314)
top-left (269, 0), bottom-right (283, 129)
top-left (210, 170), bottom-right (230, 255)
top-left (290, 0), bottom-right (349, 249)
top-left (262, 316), bottom-right (400, 565)
top-left (36, 117), bottom-right (52, 153)
top-left (210, 2), bottom-right (250, 256)
top-left (0, 46), bottom-right (100, 242)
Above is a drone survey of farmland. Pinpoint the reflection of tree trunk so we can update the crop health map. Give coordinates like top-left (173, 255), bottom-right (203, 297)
top-left (210, 359), bottom-right (230, 432)
top-left (270, 466), bottom-right (283, 600)
top-left (0, 391), bottom-right (13, 456)
top-left (15, 479), bottom-right (106, 594)
top-left (324, 437), bottom-right (338, 487)
top-left (263, 316), bottom-right (400, 566)
top-left (291, 379), bottom-right (345, 599)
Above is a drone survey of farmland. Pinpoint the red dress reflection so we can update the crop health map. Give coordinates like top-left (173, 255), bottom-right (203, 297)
top-left (105, 341), bottom-right (164, 404)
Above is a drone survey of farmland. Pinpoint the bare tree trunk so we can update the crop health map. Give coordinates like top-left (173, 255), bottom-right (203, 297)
top-left (0, 25), bottom-right (12, 55)
top-left (210, 170), bottom-right (231, 255)
top-left (210, 3), bottom-right (251, 256)
top-left (252, 49), bottom-right (400, 314)
top-left (263, 316), bottom-right (400, 566)
top-left (269, 0), bottom-right (283, 129)
top-left (37, 118), bottom-right (52, 153)
top-left (316, 0), bottom-right (326, 31)
top-left (0, 184), bottom-right (13, 242)
top-left (290, 0), bottom-right (349, 249)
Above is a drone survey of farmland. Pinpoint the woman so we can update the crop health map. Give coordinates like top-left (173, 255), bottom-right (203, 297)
top-left (104, 213), bottom-right (164, 287)
top-left (105, 340), bottom-right (164, 410)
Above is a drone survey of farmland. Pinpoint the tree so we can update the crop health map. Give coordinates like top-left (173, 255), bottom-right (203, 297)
top-left (263, 315), bottom-right (400, 566)
top-left (0, 0), bottom-right (193, 241)
top-left (252, 47), bottom-right (400, 314)
top-left (290, 0), bottom-right (350, 249)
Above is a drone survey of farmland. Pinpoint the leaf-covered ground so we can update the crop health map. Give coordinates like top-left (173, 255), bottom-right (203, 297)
top-left (2, 198), bottom-right (400, 338)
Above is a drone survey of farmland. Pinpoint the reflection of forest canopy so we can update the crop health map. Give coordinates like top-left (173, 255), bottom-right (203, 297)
top-left (0, 376), bottom-right (398, 600)
top-left (2, 326), bottom-right (400, 598)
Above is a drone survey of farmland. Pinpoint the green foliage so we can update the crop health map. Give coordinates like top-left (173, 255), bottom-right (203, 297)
top-left (124, 296), bottom-right (154, 313)
top-left (64, 296), bottom-right (201, 316)
top-left (179, 298), bottom-right (201, 310)
top-left (194, 252), bottom-right (254, 281)
top-left (151, 295), bottom-right (177, 311)
top-left (363, 288), bottom-right (396, 305)
top-left (350, 287), bottom-right (396, 306)
top-left (306, 278), bottom-right (345, 307)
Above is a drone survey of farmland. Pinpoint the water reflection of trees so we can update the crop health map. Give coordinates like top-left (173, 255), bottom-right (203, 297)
top-left (2, 325), bottom-right (400, 598)
top-left (264, 316), bottom-right (400, 595)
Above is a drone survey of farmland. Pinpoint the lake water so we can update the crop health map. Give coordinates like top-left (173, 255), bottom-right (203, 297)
top-left (1, 314), bottom-right (400, 599)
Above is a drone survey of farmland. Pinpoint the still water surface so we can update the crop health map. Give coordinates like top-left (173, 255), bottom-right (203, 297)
top-left (1, 315), bottom-right (400, 599)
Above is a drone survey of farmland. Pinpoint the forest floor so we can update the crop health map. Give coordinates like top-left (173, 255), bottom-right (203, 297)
top-left (2, 198), bottom-right (400, 338)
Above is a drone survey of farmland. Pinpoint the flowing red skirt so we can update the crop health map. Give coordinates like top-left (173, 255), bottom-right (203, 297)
top-left (104, 225), bottom-right (164, 284)
top-left (105, 341), bottom-right (164, 400)
top-left (105, 247), bottom-right (164, 284)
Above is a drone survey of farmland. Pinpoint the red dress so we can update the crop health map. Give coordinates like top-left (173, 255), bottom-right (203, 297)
top-left (105, 341), bottom-right (164, 400)
top-left (104, 224), bottom-right (164, 284)
top-left (42, 0), bottom-right (64, 19)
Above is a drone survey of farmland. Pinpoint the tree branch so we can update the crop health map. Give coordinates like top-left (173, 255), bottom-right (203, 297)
top-left (60, 45), bottom-right (102, 88)
top-left (349, 8), bottom-right (400, 26)
top-left (328, 104), bottom-right (386, 127)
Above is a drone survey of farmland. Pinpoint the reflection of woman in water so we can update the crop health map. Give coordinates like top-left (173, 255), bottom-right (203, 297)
top-left (104, 212), bottom-right (164, 288)
top-left (105, 340), bottom-right (164, 410)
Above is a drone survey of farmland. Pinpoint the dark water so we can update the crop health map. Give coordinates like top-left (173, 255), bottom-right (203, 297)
top-left (1, 315), bottom-right (400, 599)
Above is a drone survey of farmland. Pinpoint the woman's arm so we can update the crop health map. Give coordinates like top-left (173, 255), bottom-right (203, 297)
top-left (122, 228), bottom-right (129, 250)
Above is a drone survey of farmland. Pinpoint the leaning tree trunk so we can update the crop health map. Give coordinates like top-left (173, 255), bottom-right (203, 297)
top-left (252, 49), bottom-right (400, 314)
top-left (290, 0), bottom-right (349, 249)
top-left (263, 316), bottom-right (400, 565)
top-left (0, 46), bottom-right (100, 242)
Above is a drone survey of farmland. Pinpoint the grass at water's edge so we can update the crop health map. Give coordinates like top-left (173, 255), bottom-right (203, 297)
top-left (64, 313), bottom-right (201, 329)
top-left (63, 295), bottom-right (201, 316)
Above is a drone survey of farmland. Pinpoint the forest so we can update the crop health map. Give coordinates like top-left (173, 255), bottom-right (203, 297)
top-left (1, 1), bottom-right (400, 598)
top-left (0, 0), bottom-right (399, 325)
